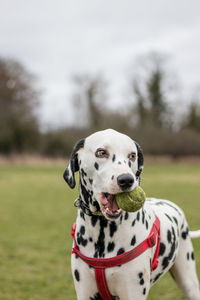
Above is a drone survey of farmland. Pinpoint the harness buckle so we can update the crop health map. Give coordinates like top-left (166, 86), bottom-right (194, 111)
top-left (147, 232), bottom-right (156, 248)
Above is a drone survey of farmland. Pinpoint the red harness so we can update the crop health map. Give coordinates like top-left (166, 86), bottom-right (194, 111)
top-left (71, 215), bottom-right (160, 300)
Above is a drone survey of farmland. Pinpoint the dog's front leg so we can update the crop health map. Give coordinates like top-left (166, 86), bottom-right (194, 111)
top-left (71, 255), bottom-right (99, 300)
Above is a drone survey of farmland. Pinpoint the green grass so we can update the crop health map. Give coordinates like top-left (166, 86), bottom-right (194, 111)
top-left (0, 163), bottom-right (199, 299)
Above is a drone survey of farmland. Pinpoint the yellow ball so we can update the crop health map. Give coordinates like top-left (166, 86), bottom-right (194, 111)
top-left (116, 186), bottom-right (146, 212)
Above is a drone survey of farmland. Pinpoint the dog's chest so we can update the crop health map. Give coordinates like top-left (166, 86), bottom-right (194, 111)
top-left (74, 199), bottom-right (183, 284)
top-left (75, 208), bottom-right (155, 259)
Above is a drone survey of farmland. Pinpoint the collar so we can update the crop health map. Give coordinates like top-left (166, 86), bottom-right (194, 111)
top-left (74, 197), bottom-right (102, 216)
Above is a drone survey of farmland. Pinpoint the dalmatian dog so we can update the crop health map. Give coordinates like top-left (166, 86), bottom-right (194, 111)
top-left (63, 129), bottom-right (200, 300)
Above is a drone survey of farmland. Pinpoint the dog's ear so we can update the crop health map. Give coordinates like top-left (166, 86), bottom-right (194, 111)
top-left (63, 139), bottom-right (85, 188)
top-left (135, 142), bottom-right (144, 178)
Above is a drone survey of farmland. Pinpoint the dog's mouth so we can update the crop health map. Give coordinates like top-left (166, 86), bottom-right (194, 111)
top-left (100, 193), bottom-right (122, 219)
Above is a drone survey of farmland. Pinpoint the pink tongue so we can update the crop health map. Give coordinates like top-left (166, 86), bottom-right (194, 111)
top-left (101, 196), bottom-right (108, 205)
top-left (107, 195), bottom-right (119, 211)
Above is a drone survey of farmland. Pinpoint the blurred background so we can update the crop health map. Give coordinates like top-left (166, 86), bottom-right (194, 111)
top-left (1, 0), bottom-right (200, 158)
top-left (0, 1), bottom-right (200, 300)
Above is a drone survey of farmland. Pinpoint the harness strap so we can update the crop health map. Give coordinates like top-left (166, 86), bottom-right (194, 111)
top-left (95, 268), bottom-right (114, 300)
top-left (71, 215), bottom-right (160, 300)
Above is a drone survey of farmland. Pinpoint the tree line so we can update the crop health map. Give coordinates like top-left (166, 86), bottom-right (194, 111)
top-left (0, 54), bottom-right (200, 158)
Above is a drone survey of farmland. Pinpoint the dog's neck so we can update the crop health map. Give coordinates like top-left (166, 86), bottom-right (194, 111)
top-left (79, 179), bottom-right (103, 215)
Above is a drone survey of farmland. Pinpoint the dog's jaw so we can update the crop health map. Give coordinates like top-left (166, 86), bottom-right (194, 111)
top-left (98, 193), bottom-right (122, 220)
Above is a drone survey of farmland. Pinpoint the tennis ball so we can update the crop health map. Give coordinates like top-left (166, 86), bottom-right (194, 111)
top-left (116, 186), bottom-right (146, 212)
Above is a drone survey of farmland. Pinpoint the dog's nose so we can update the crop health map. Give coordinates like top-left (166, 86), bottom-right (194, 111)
top-left (117, 173), bottom-right (134, 190)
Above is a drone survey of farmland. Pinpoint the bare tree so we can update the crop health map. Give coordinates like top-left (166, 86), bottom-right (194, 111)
top-left (0, 57), bottom-right (40, 153)
top-left (129, 53), bottom-right (171, 129)
top-left (71, 73), bottom-right (107, 129)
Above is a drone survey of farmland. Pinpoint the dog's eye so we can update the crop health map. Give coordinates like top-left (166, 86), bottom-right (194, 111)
top-left (128, 152), bottom-right (136, 161)
top-left (95, 148), bottom-right (109, 158)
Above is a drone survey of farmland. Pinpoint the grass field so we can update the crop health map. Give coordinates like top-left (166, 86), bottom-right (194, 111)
top-left (0, 163), bottom-right (200, 300)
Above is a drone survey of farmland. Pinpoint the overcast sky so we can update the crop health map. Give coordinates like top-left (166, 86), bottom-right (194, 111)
top-left (1, 0), bottom-right (200, 128)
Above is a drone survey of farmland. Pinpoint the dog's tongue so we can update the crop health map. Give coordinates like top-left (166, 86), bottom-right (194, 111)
top-left (102, 194), bottom-right (119, 211)
top-left (108, 195), bottom-right (119, 211)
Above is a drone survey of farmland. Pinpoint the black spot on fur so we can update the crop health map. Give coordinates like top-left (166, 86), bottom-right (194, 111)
top-left (94, 162), bottom-right (99, 170)
top-left (191, 251), bottom-right (195, 260)
top-left (89, 237), bottom-right (93, 242)
top-left (90, 292), bottom-right (103, 300)
top-left (80, 210), bottom-right (85, 220)
top-left (132, 218), bottom-right (136, 226)
top-left (81, 168), bottom-right (87, 178)
top-left (173, 216), bottom-right (178, 225)
top-left (187, 252), bottom-right (190, 260)
top-left (118, 161), bottom-right (122, 165)
top-left (167, 230), bottom-right (172, 243)
top-left (142, 210), bottom-right (145, 224)
top-left (93, 200), bottom-right (100, 212)
top-left (109, 222), bottom-right (117, 238)
top-left (165, 213), bottom-right (173, 222)
top-left (153, 272), bottom-right (163, 283)
top-left (124, 212), bottom-right (129, 220)
top-left (137, 211), bottom-right (140, 221)
top-left (77, 231), bottom-right (88, 247)
top-left (80, 226), bottom-right (85, 235)
top-left (131, 235), bottom-right (136, 246)
top-left (143, 288), bottom-right (146, 295)
top-left (112, 154), bottom-right (116, 162)
top-left (89, 178), bottom-right (93, 185)
top-left (140, 278), bottom-right (144, 285)
top-left (162, 227), bottom-right (176, 270)
top-left (74, 269), bottom-right (80, 282)
top-left (107, 242), bottom-right (115, 252)
top-left (128, 161), bottom-right (131, 168)
top-left (138, 272), bottom-right (143, 278)
top-left (91, 216), bottom-right (98, 227)
top-left (111, 175), bottom-right (114, 180)
top-left (182, 227), bottom-right (189, 240)
top-left (159, 243), bottom-right (166, 257)
top-left (117, 248), bottom-right (125, 255)
top-left (145, 220), bottom-right (148, 230)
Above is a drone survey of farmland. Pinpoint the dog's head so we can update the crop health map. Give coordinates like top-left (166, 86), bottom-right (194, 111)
top-left (63, 129), bottom-right (144, 220)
